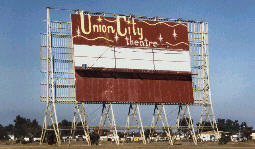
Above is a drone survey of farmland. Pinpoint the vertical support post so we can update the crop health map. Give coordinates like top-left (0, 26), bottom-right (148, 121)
top-left (150, 104), bottom-right (173, 145)
top-left (69, 102), bottom-right (91, 146)
top-left (186, 105), bottom-right (198, 145)
top-left (40, 103), bottom-right (49, 144)
top-left (125, 104), bottom-right (132, 137)
top-left (40, 7), bottom-right (61, 145)
top-left (161, 104), bottom-right (173, 145)
top-left (150, 105), bottom-right (157, 139)
top-left (125, 104), bottom-right (146, 144)
top-left (110, 103), bottom-right (120, 145)
top-left (99, 103), bottom-right (107, 131)
top-left (99, 103), bottom-right (119, 145)
top-left (136, 104), bottom-right (146, 144)
top-left (173, 104), bottom-right (197, 145)
top-left (197, 22), bottom-right (219, 140)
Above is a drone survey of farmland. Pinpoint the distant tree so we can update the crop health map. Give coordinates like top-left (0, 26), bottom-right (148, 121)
top-left (196, 121), bottom-right (213, 132)
top-left (144, 129), bottom-right (150, 139)
top-left (217, 119), bottom-right (253, 141)
top-left (73, 121), bottom-right (90, 136)
top-left (14, 115), bottom-right (41, 139)
top-left (90, 130), bottom-right (99, 145)
top-left (14, 115), bottom-right (29, 139)
top-left (161, 128), bottom-right (170, 137)
top-left (99, 129), bottom-right (110, 136)
top-left (0, 124), bottom-right (9, 140)
top-left (178, 117), bottom-right (192, 134)
top-left (5, 124), bottom-right (14, 135)
top-left (46, 131), bottom-right (56, 145)
top-left (29, 119), bottom-right (41, 138)
top-left (144, 128), bottom-right (156, 139)
top-left (226, 119), bottom-right (239, 134)
top-left (240, 122), bottom-right (253, 140)
top-left (58, 119), bottom-right (72, 136)
top-left (219, 132), bottom-right (231, 145)
top-left (58, 119), bottom-right (72, 129)
top-left (217, 119), bottom-right (240, 135)
top-left (117, 132), bottom-right (124, 138)
top-left (217, 119), bottom-right (225, 132)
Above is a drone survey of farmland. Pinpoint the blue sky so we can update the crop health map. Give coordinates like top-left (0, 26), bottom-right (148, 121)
top-left (0, 0), bottom-right (254, 127)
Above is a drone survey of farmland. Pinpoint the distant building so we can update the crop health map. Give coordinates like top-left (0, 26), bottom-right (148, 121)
top-left (250, 132), bottom-right (255, 140)
top-left (198, 131), bottom-right (221, 141)
top-left (100, 136), bottom-right (108, 141)
top-left (24, 137), bottom-right (30, 142)
top-left (62, 136), bottom-right (71, 142)
top-left (106, 134), bottom-right (119, 142)
top-left (8, 135), bottom-right (15, 141)
top-left (172, 134), bottom-right (185, 141)
top-left (33, 137), bottom-right (41, 142)
top-left (231, 132), bottom-right (243, 142)
top-left (134, 137), bottom-right (140, 142)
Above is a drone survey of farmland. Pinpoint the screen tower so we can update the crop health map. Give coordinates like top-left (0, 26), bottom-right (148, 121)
top-left (40, 7), bottom-right (218, 145)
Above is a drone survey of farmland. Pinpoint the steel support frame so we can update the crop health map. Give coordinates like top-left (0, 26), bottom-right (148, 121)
top-left (174, 104), bottom-right (197, 145)
top-left (39, 7), bottom-right (220, 145)
top-left (40, 7), bottom-right (61, 145)
top-left (125, 104), bottom-right (146, 144)
top-left (99, 103), bottom-right (119, 145)
top-left (40, 102), bottom-right (61, 144)
top-left (69, 102), bottom-right (91, 145)
top-left (150, 104), bottom-right (173, 145)
top-left (198, 103), bottom-right (219, 139)
top-left (190, 22), bottom-right (219, 139)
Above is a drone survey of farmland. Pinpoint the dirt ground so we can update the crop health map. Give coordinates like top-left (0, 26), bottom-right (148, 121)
top-left (1, 142), bottom-right (255, 149)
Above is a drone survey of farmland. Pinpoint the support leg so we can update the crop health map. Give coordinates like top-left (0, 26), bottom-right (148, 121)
top-left (136, 104), bottom-right (146, 144)
top-left (40, 102), bottom-right (61, 145)
top-left (69, 102), bottom-right (91, 146)
top-left (149, 105), bottom-right (157, 139)
top-left (186, 105), bottom-right (198, 145)
top-left (110, 103), bottom-right (120, 145)
top-left (150, 104), bottom-right (173, 145)
top-left (99, 103), bottom-right (119, 145)
top-left (198, 104), bottom-right (219, 140)
top-left (161, 104), bottom-right (173, 145)
top-left (125, 104), bottom-right (146, 144)
top-left (174, 105), bottom-right (197, 145)
top-left (124, 104), bottom-right (132, 138)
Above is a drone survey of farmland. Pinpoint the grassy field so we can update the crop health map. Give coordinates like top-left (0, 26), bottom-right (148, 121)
top-left (1, 142), bottom-right (255, 149)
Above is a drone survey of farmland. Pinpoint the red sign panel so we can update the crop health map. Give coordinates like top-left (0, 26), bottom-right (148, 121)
top-left (75, 68), bottom-right (193, 104)
top-left (71, 13), bottom-right (189, 50)
top-left (71, 12), bottom-right (193, 104)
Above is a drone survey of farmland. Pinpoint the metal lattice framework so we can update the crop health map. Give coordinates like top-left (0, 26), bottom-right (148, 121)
top-left (40, 7), bottom-right (218, 145)
top-left (40, 19), bottom-right (75, 103)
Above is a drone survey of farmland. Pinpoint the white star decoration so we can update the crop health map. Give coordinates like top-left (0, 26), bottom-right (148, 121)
top-left (158, 33), bottom-right (163, 42)
top-left (97, 16), bottom-right (102, 22)
top-left (125, 36), bottom-right (129, 41)
top-left (114, 33), bottom-right (119, 42)
top-left (172, 29), bottom-right (177, 40)
top-left (76, 27), bottom-right (81, 37)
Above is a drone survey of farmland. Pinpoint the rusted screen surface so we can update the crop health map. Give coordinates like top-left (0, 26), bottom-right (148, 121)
top-left (75, 68), bottom-right (193, 103)
top-left (71, 12), bottom-right (193, 104)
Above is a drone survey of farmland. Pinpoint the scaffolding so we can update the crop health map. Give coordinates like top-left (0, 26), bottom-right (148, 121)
top-left (40, 7), bottom-right (218, 145)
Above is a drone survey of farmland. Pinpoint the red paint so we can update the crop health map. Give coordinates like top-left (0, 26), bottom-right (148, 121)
top-left (75, 67), bottom-right (193, 104)
top-left (71, 14), bottom-right (189, 50)
top-left (71, 13), bottom-right (193, 104)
